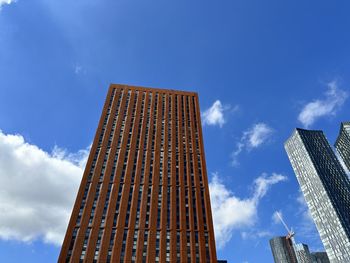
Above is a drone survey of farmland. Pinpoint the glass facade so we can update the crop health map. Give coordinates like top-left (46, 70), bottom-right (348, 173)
top-left (310, 252), bottom-right (330, 263)
top-left (335, 121), bottom-right (350, 172)
top-left (294, 243), bottom-right (311, 263)
top-left (270, 236), bottom-right (297, 263)
top-left (285, 128), bottom-right (350, 263)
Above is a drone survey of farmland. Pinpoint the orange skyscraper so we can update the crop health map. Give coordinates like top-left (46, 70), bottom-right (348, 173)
top-left (59, 84), bottom-right (217, 262)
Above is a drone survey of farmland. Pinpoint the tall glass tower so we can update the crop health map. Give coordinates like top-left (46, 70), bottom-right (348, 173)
top-left (285, 128), bottom-right (350, 263)
top-left (335, 121), bottom-right (350, 171)
top-left (58, 84), bottom-right (217, 262)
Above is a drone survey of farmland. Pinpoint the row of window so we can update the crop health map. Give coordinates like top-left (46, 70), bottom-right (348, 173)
top-left (70, 227), bottom-right (211, 262)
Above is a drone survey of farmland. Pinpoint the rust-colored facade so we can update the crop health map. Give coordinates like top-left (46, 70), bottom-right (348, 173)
top-left (58, 84), bottom-right (217, 262)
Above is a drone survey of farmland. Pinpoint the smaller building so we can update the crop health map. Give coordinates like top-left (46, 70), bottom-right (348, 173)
top-left (217, 260), bottom-right (228, 263)
top-left (294, 243), bottom-right (311, 263)
top-left (270, 236), bottom-right (297, 263)
top-left (269, 235), bottom-right (330, 263)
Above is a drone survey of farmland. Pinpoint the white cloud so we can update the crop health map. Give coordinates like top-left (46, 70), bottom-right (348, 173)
top-left (52, 144), bottom-right (90, 168)
top-left (232, 123), bottom-right (274, 165)
top-left (0, 0), bottom-right (15, 9)
top-left (231, 142), bottom-right (245, 166)
top-left (0, 131), bottom-right (88, 245)
top-left (209, 172), bottom-right (287, 248)
top-left (298, 81), bottom-right (348, 128)
top-left (202, 100), bottom-right (232, 127)
top-left (241, 230), bottom-right (272, 240)
top-left (245, 123), bottom-right (274, 149)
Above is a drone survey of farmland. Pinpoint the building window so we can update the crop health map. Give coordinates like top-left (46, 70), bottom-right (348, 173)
top-left (142, 230), bottom-right (149, 261)
top-left (93, 228), bottom-right (104, 262)
top-left (120, 230), bottom-right (128, 261)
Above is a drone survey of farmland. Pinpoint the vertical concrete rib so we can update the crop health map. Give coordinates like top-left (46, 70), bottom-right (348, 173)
top-left (159, 93), bottom-right (169, 262)
top-left (110, 89), bottom-right (137, 261)
top-left (122, 90), bottom-right (143, 261)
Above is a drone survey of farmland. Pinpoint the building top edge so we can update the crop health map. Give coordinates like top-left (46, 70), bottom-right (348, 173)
top-left (109, 83), bottom-right (199, 96)
top-left (269, 236), bottom-right (288, 240)
top-left (284, 128), bottom-right (322, 146)
top-left (335, 121), bottom-right (350, 147)
top-left (295, 127), bottom-right (323, 133)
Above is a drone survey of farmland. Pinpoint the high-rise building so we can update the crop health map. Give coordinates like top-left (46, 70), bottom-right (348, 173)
top-left (269, 236), bottom-right (297, 263)
top-left (285, 128), bottom-right (350, 263)
top-left (335, 121), bottom-right (350, 171)
top-left (310, 252), bottom-right (330, 263)
top-left (294, 243), bottom-right (311, 263)
top-left (269, 234), bottom-right (330, 263)
top-left (58, 84), bottom-right (217, 262)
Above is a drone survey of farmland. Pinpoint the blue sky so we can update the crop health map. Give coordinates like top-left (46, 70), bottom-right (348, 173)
top-left (0, 0), bottom-right (349, 262)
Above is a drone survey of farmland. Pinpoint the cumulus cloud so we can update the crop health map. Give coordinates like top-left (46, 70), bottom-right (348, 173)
top-left (245, 123), bottom-right (274, 149)
top-left (232, 123), bottom-right (274, 165)
top-left (52, 144), bottom-right (90, 168)
top-left (0, 0), bottom-right (15, 9)
top-left (0, 131), bottom-right (88, 245)
top-left (209, 172), bottom-right (287, 248)
top-left (298, 81), bottom-right (348, 128)
top-left (202, 100), bottom-right (233, 127)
